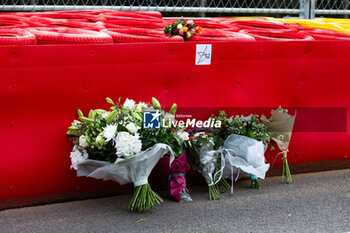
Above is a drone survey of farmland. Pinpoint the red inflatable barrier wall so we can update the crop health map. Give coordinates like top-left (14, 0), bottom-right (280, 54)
top-left (1, 41), bottom-right (350, 209)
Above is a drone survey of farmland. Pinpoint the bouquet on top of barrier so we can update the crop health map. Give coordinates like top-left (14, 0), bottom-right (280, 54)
top-left (163, 17), bottom-right (202, 41)
top-left (66, 97), bottom-right (188, 212)
top-left (261, 107), bottom-right (296, 184)
top-left (213, 111), bottom-right (271, 189)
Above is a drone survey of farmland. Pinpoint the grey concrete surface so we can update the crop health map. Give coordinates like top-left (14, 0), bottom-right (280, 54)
top-left (1, 169), bottom-right (349, 233)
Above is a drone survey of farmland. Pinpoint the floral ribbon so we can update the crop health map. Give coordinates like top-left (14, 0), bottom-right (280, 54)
top-left (168, 174), bottom-right (186, 180)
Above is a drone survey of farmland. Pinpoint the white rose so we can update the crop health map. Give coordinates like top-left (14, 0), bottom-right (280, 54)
top-left (187, 32), bottom-right (191, 38)
top-left (79, 135), bottom-right (89, 148)
top-left (123, 98), bottom-right (136, 109)
top-left (187, 20), bottom-right (194, 25)
top-left (177, 130), bottom-right (189, 141)
top-left (177, 24), bottom-right (183, 30)
top-left (126, 122), bottom-right (139, 134)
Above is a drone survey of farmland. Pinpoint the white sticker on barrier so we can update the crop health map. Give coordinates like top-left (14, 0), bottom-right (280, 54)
top-left (195, 44), bottom-right (212, 65)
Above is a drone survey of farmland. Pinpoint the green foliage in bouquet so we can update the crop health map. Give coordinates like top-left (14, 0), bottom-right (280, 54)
top-left (213, 111), bottom-right (271, 146)
top-left (211, 111), bottom-right (272, 189)
top-left (186, 131), bottom-right (230, 200)
top-left (67, 97), bottom-right (187, 212)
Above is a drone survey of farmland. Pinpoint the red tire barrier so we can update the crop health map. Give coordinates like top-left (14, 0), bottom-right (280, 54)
top-left (199, 28), bottom-right (238, 37)
top-left (18, 11), bottom-right (105, 22)
top-left (0, 15), bottom-right (29, 28)
top-left (231, 19), bottom-right (296, 32)
top-left (239, 29), bottom-right (314, 41)
top-left (101, 17), bottom-right (163, 28)
top-left (27, 27), bottom-right (113, 45)
top-left (0, 20), bottom-right (29, 28)
top-left (102, 29), bottom-right (183, 43)
top-left (102, 26), bottom-right (165, 37)
top-left (187, 19), bottom-right (231, 29)
top-left (26, 17), bottom-right (106, 31)
top-left (189, 33), bottom-right (255, 42)
top-left (99, 11), bottom-right (162, 20)
top-left (299, 28), bottom-right (350, 40)
top-left (0, 28), bottom-right (37, 45)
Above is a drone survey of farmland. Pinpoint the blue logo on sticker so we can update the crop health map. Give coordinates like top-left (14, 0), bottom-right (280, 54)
top-left (143, 110), bottom-right (161, 129)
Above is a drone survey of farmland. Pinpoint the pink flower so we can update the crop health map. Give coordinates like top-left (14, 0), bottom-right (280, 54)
top-left (179, 29), bottom-right (184, 35)
top-left (190, 29), bottom-right (196, 34)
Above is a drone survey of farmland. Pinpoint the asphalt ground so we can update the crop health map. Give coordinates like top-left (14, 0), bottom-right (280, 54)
top-left (1, 169), bottom-right (349, 233)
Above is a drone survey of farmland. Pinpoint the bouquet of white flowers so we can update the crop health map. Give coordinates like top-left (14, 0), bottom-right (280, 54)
top-left (67, 97), bottom-right (186, 211)
top-left (186, 130), bottom-right (230, 200)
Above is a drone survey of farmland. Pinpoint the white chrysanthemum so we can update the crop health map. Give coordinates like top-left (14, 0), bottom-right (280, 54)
top-left (115, 132), bottom-right (142, 157)
top-left (70, 146), bottom-right (88, 170)
top-left (177, 24), bottom-right (183, 30)
top-left (177, 130), bottom-right (189, 141)
top-left (103, 124), bottom-right (118, 142)
top-left (123, 98), bottom-right (136, 109)
top-left (187, 31), bottom-right (192, 38)
top-left (79, 135), bottom-right (89, 148)
top-left (126, 122), bottom-right (139, 134)
top-left (136, 102), bottom-right (147, 112)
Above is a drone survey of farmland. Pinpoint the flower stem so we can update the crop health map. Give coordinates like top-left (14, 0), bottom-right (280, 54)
top-left (217, 178), bottom-right (230, 193)
top-left (282, 156), bottom-right (292, 184)
top-left (251, 175), bottom-right (260, 189)
top-left (208, 185), bottom-right (221, 200)
top-left (128, 183), bottom-right (163, 212)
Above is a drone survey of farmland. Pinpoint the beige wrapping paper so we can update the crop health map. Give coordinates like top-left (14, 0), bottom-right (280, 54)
top-left (261, 107), bottom-right (296, 155)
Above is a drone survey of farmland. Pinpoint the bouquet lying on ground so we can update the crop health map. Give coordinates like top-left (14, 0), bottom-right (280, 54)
top-left (213, 111), bottom-right (271, 189)
top-left (158, 112), bottom-right (193, 202)
top-left (261, 107), bottom-right (296, 184)
top-left (66, 97), bottom-right (188, 211)
top-left (186, 128), bottom-right (231, 200)
top-left (164, 17), bottom-right (202, 40)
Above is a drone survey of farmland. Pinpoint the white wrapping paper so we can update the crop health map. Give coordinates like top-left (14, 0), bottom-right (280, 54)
top-left (222, 134), bottom-right (270, 180)
top-left (72, 143), bottom-right (174, 187)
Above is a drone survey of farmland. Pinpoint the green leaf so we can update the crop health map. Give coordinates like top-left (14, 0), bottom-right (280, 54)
top-left (131, 112), bottom-right (143, 121)
top-left (77, 109), bottom-right (83, 117)
top-left (68, 126), bottom-right (79, 130)
top-left (152, 97), bottom-right (161, 109)
top-left (79, 116), bottom-right (95, 123)
top-left (116, 97), bottom-right (121, 109)
top-left (117, 124), bottom-right (128, 132)
top-left (107, 110), bottom-right (117, 124)
top-left (169, 103), bottom-right (177, 115)
top-left (106, 97), bottom-right (115, 105)
top-left (88, 110), bottom-right (96, 119)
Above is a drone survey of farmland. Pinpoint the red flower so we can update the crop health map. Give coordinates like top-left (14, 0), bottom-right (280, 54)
top-left (188, 25), bottom-right (192, 30)
top-left (174, 28), bottom-right (179, 34)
